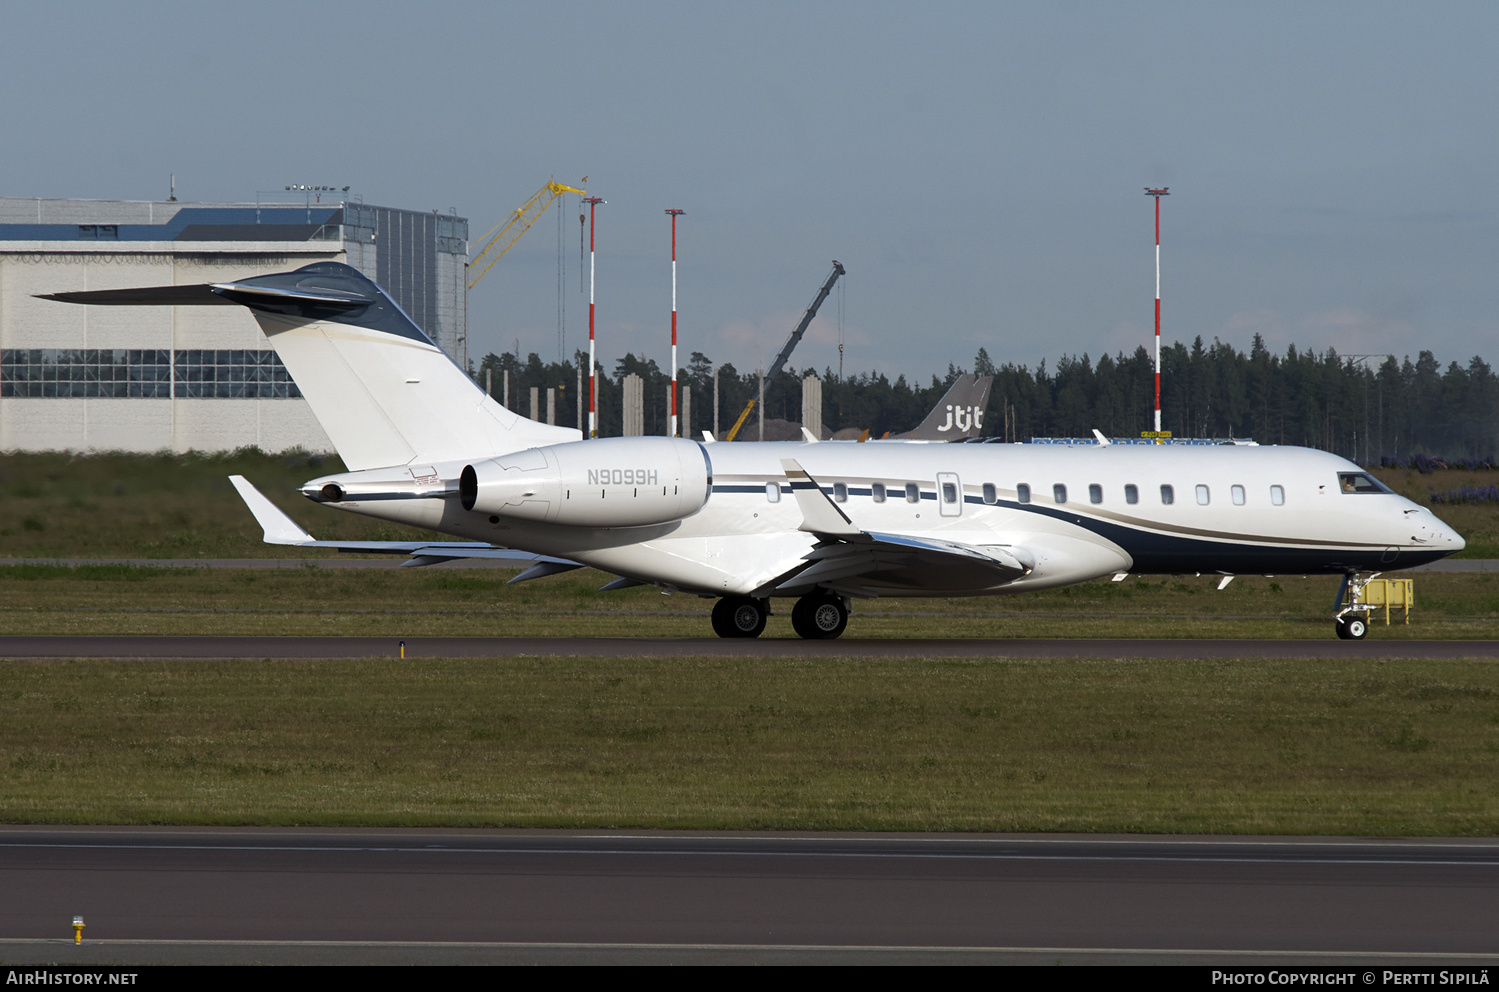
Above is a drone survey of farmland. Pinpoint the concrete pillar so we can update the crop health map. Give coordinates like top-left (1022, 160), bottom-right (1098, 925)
top-left (758, 371), bottom-right (764, 442)
top-left (713, 368), bottom-right (719, 438)
top-left (802, 374), bottom-right (822, 440)
top-left (623, 373), bottom-right (643, 436)
top-left (503, 370), bottom-right (510, 410)
top-left (546, 387), bottom-right (555, 425)
top-left (682, 386), bottom-right (691, 440)
top-left (530, 386), bottom-right (539, 422)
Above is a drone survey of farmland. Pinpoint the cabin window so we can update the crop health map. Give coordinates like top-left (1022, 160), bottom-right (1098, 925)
top-left (1053, 484), bottom-right (1068, 504)
top-left (1338, 472), bottom-right (1391, 494)
top-left (1271, 485), bottom-right (1285, 506)
top-left (1017, 483), bottom-right (1031, 504)
top-left (1196, 484), bottom-right (1210, 505)
top-left (1231, 484), bottom-right (1246, 505)
top-left (941, 482), bottom-right (958, 504)
top-left (982, 483), bottom-right (997, 504)
top-left (766, 482), bottom-right (781, 503)
top-left (833, 482), bottom-right (848, 503)
top-left (1125, 484), bottom-right (1139, 504)
top-left (1160, 484), bottom-right (1174, 505)
top-left (872, 483), bottom-right (886, 503)
top-left (905, 483), bottom-right (920, 503)
top-left (1088, 483), bottom-right (1103, 504)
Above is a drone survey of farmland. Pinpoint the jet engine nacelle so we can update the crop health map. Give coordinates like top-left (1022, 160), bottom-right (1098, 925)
top-left (460, 435), bottom-right (713, 527)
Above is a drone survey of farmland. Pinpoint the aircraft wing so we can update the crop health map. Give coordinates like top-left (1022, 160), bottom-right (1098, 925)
top-left (229, 475), bottom-right (582, 574)
top-left (763, 461), bottom-right (1033, 597)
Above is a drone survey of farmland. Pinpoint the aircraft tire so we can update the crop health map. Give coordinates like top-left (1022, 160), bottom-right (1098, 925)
top-left (791, 593), bottom-right (848, 640)
top-left (712, 596), bottom-right (767, 638)
top-left (1335, 615), bottom-right (1369, 640)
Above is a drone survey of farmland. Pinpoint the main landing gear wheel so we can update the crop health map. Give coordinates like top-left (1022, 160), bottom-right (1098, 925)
top-left (712, 596), bottom-right (768, 638)
top-left (791, 593), bottom-right (849, 640)
top-left (1335, 616), bottom-right (1369, 640)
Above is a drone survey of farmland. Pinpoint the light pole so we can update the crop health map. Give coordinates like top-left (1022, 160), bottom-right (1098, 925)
top-left (1146, 187), bottom-right (1169, 434)
top-left (666, 209), bottom-right (685, 436)
top-left (585, 195), bottom-right (605, 437)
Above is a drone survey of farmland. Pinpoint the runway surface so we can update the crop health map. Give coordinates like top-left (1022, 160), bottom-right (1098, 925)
top-left (2, 634), bottom-right (1497, 659)
top-left (1, 828), bottom-right (1496, 965)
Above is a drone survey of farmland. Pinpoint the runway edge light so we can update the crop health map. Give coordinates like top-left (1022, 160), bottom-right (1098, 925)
top-left (73, 915), bottom-right (84, 944)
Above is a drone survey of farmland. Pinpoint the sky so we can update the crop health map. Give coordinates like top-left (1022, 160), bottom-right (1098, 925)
top-left (3, 1), bottom-right (1498, 381)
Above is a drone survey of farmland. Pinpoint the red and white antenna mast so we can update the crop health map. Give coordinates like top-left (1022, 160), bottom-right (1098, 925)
top-left (666, 209), bottom-right (685, 437)
top-left (584, 195), bottom-right (605, 437)
top-left (1145, 187), bottom-right (1169, 433)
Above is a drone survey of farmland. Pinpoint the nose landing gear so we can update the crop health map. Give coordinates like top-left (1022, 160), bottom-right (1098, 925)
top-left (1333, 572), bottom-right (1375, 640)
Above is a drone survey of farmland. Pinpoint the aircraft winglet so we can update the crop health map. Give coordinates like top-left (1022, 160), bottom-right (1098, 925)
top-left (229, 475), bottom-right (315, 545)
top-left (780, 460), bottom-right (860, 537)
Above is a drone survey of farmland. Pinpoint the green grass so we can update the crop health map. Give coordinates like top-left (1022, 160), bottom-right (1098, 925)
top-left (0, 566), bottom-right (1494, 638)
top-left (0, 450), bottom-right (442, 558)
top-left (2, 656), bottom-right (1495, 834)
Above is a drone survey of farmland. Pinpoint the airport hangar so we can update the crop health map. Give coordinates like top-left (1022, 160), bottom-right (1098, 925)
top-left (0, 195), bottom-right (468, 453)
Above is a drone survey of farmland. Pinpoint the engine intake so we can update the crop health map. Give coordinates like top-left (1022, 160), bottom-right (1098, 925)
top-left (461, 436), bottom-right (712, 527)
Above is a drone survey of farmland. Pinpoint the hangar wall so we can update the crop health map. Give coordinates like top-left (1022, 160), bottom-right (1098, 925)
top-left (0, 197), bottom-right (469, 456)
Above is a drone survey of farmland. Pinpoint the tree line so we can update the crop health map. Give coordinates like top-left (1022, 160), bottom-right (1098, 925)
top-left (475, 333), bottom-right (1499, 461)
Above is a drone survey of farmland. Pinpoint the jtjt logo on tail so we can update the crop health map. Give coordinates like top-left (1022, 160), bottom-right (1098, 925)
top-left (937, 405), bottom-right (984, 433)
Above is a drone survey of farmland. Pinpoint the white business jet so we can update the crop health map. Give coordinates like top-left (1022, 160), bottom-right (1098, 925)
top-left (44, 262), bottom-right (1465, 641)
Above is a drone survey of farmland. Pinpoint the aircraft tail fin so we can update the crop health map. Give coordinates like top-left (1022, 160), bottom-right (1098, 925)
top-left (40, 262), bottom-right (578, 470)
top-left (890, 374), bottom-right (994, 440)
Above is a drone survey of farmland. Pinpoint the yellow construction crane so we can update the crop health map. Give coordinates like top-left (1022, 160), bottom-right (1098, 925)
top-left (466, 180), bottom-right (586, 291)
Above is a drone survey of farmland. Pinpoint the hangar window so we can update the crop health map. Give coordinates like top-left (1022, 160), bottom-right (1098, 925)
top-left (0, 349), bottom-right (302, 400)
top-left (1271, 485), bottom-right (1285, 506)
top-left (1053, 484), bottom-right (1067, 504)
top-left (871, 483), bottom-right (886, 503)
top-left (1089, 483), bottom-right (1103, 504)
top-left (1196, 485), bottom-right (1210, 505)
top-left (77, 225), bottom-right (97, 238)
top-left (1017, 483), bottom-right (1031, 504)
top-left (833, 482), bottom-right (848, 503)
top-left (1160, 484), bottom-right (1175, 505)
top-left (765, 482), bottom-right (781, 503)
top-left (1232, 484), bottom-right (1246, 505)
top-left (1125, 484), bottom-right (1139, 504)
top-left (904, 483), bottom-right (920, 503)
top-left (982, 483), bottom-right (997, 504)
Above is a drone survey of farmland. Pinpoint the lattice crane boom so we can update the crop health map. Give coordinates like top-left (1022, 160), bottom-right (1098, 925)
top-left (467, 180), bottom-right (586, 291)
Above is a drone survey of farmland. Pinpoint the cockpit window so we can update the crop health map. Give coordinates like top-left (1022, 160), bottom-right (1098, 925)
top-left (1337, 472), bottom-right (1391, 494)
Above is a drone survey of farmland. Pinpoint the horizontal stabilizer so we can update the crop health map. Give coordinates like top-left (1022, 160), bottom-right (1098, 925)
top-left (37, 284), bottom-right (235, 307)
top-left (210, 282), bottom-right (372, 308)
